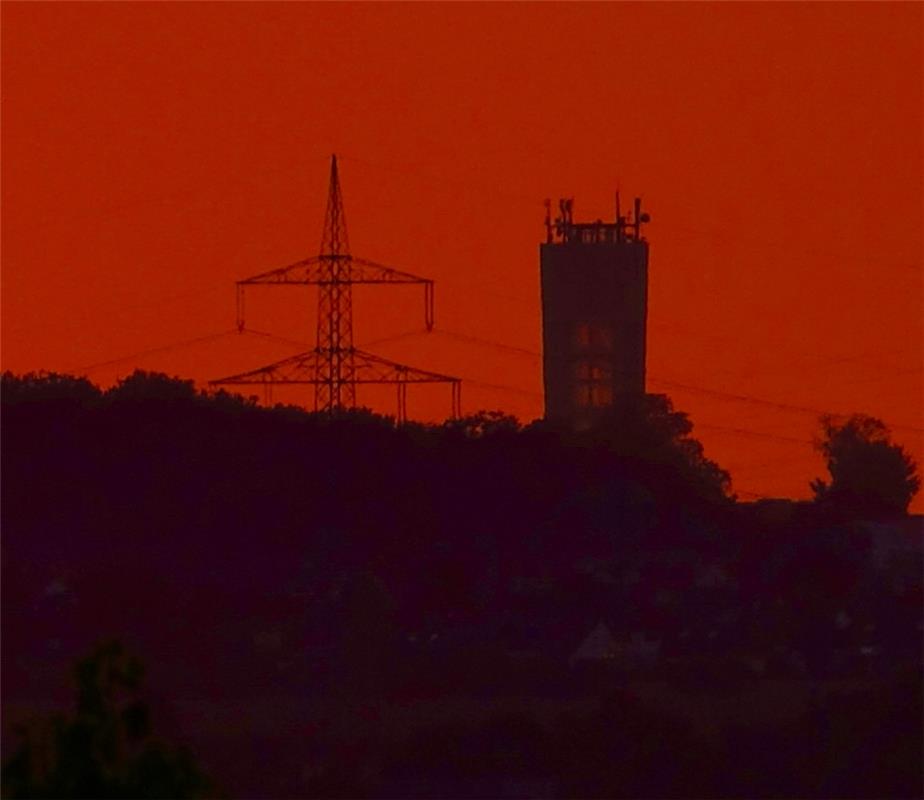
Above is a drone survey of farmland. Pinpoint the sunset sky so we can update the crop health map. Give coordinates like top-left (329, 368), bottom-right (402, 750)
top-left (3, 3), bottom-right (921, 507)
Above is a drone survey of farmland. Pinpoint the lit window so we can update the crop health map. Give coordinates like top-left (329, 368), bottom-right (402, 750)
top-left (591, 384), bottom-right (613, 407)
top-left (574, 362), bottom-right (611, 381)
top-left (574, 383), bottom-right (613, 409)
top-left (574, 324), bottom-right (613, 351)
top-left (574, 360), bottom-right (613, 408)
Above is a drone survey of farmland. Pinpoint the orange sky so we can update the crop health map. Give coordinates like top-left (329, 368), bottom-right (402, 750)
top-left (3, 3), bottom-right (922, 508)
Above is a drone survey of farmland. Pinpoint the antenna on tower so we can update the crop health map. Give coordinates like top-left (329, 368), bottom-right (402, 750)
top-left (211, 154), bottom-right (461, 421)
top-left (615, 189), bottom-right (622, 243)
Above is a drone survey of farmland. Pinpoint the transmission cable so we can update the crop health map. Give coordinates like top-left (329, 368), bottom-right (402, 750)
top-left (72, 330), bottom-right (238, 374)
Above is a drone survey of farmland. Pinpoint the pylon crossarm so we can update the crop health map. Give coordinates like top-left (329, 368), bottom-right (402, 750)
top-left (349, 257), bottom-right (434, 285)
top-left (209, 351), bottom-right (322, 385)
top-left (210, 348), bottom-right (459, 386)
top-left (350, 258), bottom-right (435, 330)
top-left (238, 257), bottom-right (322, 285)
top-left (238, 255), bottom-right (432, 287)
top-left (351, 349), bottom-right (458, 384)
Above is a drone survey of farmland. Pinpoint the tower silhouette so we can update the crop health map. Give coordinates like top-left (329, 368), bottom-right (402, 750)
top-left (211, 155), bottom-right (461, 421)
top-left (540, 193), bottom-right (650, 428)
top-left (316, 154), bottom-right (355, 410)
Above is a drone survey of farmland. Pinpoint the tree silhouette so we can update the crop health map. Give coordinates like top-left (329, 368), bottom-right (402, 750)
top-left (0, 371), bottom-right (102, 406)
top-left (442, 410), bottom-right (522, 438)
top-left (1, 640), bottom-right (219, 799)
top-left (571, 393), bottom-right (732, 503)
top-left (107, 371), bottom-right (198, 403)
top-left (811, 414), bottom-right (920, 518)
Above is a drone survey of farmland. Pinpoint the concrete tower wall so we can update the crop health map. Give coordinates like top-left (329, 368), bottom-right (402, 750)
top-left (539, 239), bottom-right (648, 425)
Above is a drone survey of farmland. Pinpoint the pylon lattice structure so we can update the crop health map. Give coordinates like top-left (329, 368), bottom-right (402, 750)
top-left (211, 155), bottom-right (461, 422)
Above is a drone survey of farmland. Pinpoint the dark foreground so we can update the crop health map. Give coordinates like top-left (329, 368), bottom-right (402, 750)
top-left (3, 372), bottom-right (922, 798)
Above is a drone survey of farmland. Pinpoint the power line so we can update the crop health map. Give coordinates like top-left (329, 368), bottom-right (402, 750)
top-left (71, 330), bottom-right (237, 374)
top-left (433, 328), bottom-right (541, 359)
top-left (420, 325), bottom-right (924, 435)
top-left (735, 490), bottom-right (769, 500)
top-left (62, 302), bottom-right (922, 441)
top-left (360, 328), bottom-right (433, 350)
top-left (58, 322), bottom-right (903, 502)
top-left (240, 328), bottom-right (312, 350)
top-left (694, 424), bottom-right (812, 447)
top-left (454, 376), bottom-right (543, 400)
top-left (646, 377), bottom-right (924, 435)
top-left (723, 452), bottom-right (817, 472)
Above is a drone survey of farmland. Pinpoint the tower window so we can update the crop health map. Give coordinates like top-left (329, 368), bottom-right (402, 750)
top-left (574, 382), bottom-right (613, 408)
top-left (574, 360), bottom-right (613, 408)
top-left (574, 324), bottom-right (613, 351)
top-left (574, 361), bottom-right (611, 381)
top-left (573, 324), bottom-right (614, 408)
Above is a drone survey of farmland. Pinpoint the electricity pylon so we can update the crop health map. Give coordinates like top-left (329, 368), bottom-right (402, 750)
top-left (211, 155), bottom-right (461, 422)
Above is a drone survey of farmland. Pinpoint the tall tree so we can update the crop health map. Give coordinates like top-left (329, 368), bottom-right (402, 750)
top-left (811, 414), bottom-right (920, 518)
top-left (2, 640), bottom-right (219, 799)
top-left (580, 393), bottom-right (732, 503)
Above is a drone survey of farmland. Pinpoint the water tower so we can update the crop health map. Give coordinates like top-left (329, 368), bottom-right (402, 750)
top-left (539, 194), bottom-right (650, 427)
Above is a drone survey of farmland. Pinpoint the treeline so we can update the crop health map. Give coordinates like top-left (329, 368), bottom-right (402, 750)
top-left (1, 370), bottom-right (735, 637)
top-left (2, 370), bottom-right (921, 798)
